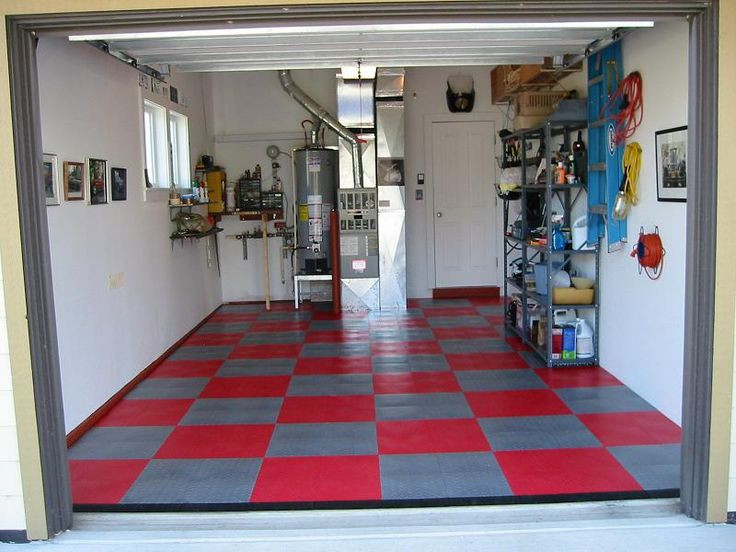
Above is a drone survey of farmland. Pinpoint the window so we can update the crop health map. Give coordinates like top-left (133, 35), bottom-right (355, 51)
top-left (142, 100), bottom-right (190, 188)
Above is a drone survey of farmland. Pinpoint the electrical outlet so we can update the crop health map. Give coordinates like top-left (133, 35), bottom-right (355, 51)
top-left (108, 272), bottom-right (125, 290)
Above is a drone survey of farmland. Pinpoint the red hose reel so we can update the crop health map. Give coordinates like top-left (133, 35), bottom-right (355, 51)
top-left (630, 226), bottom-right (666, 279)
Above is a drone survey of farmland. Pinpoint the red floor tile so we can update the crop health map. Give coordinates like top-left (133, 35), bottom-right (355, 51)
top-left (249, 321), bottom-right (310, 332)
top-left (185, 333), bottom-right (242, 346)
top-left (433, 327), bottom-right (500, 340)
top-left (446, 352), bottom-right (528, 371)
top-left (468, 297), bottom-right (503, 305)
top-left (97, 399), bottom-right (194, 427)
top-left (251, 456), bottom-right (381, 502)
top-left (495, 448), bottom-right (643, 495)
top-left (535, 367), bottom-right (621, 388)
top-left (155, 425), bottom-right (274, 459)
top-left (294, 357), bottom-right (372, 375)
top-left (69, 459), bottom-right (148, 504)
top-left (578, 412), bottom-right (682, 446)
top-left (230, 344), bottom-right (302, 358)
top-left (149, 360), bottom-right (223, 378)
top-left (371, 341), bottom-right (442, 355)
top-left (486, 315), bottom-right (505, 325)
top-left (278, 396), bottom-right (375, 423)
top-left (505, 336), bottom-right (530, 351)
top-left (407, 298), bottom-right (422, 308)
top-left (378, 419), bottom-right (490, 454)
top-left (373, 372), bottom-right (461, 394)
top-left (312, 310), bottom-right (368, 320)
top-left (200, 376), bottom-right (290, 398)
top-left (422, 307), bottom-right (479, 317)
top-left (209, 313), bottom-right (259, 322)
top-left (305, 330), bottom-right (366, 343)
top-left (466, 390), bottom-right (572, 418)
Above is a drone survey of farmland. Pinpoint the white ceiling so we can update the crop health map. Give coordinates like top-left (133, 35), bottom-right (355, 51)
top-left (81, 25), bottom-right (643, 73)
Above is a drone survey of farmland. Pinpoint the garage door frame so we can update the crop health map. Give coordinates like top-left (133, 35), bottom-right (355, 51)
top-left (4, 0), bottom-right (719, 538)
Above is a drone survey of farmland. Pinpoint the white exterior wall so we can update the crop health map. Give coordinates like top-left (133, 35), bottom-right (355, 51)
top-left (37, 38), bottom-right (222, 433)
top-left (0, 255), bottom-right (25, 533)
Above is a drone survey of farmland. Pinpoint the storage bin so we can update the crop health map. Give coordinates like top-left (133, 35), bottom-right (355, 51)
top-left (515, 91), bottom-right (567, 116)
top-left (552, 287), bottom-right (595, 305)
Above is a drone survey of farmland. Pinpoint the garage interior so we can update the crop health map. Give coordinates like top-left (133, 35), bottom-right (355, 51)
top-left (36, 13), bottom-right (689, 509)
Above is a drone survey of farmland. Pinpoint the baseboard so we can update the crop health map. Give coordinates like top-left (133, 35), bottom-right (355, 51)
top-left (65, 305), bottom-right (220, 447)
top-left (432, 286), bottom-right (500, 299)
top-left (0, 530), bottom-right (28, 543)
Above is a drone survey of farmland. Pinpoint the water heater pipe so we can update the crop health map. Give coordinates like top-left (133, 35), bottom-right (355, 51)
top-left (278, 69), bottom-right (363, 188)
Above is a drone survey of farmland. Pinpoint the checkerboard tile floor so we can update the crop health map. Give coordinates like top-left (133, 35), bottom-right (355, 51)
top-left (68, 298), bottom-right (681, 507)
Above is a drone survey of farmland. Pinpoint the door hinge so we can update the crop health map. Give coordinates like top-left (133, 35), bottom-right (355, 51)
top-left (496, 257), bottom-right (499, 268)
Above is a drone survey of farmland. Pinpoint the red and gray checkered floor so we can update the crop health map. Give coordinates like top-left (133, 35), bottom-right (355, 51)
top-left (68, 298), bottom-right (681, 507)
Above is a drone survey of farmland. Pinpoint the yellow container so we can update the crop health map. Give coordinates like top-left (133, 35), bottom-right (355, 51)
top-left (552, 287), bottom-right (595, 305)
top-left (206, 170), bottom-right (226, 214)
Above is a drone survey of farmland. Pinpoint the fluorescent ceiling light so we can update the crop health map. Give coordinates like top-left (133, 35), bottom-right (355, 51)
top-left (68, 20), bottom-right (654, 41)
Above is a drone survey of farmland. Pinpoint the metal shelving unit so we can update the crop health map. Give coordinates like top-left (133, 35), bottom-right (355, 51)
top-left (501, 119), bottom-right (600, 367)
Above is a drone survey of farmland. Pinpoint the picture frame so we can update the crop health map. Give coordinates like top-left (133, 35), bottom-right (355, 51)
top-left (87, 157), bottom-right (108, 205)
top-left (43, 153), bottom-right (59, 206)
top-left (655, 125), bottom-right (687, 202)
top-left (63, 161), bottom-right (85, 201)
top-left (110, 167), bottom-right (127, 201)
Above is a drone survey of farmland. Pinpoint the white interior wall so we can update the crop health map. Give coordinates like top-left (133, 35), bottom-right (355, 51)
top-left (597, 21), bottom-right (688, 424)
top-left (206, 70), bottom-right (338, 301)
top-left (0, 254), bottom-right (25, 533)
top-left (37, 38), bottom-right (221, 432)
top-left (404, 66), bottom-right (509, 298)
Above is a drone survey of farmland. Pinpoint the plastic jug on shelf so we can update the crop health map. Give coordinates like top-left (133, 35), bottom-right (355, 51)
top-left (575, 318), bottom-right (594, 359)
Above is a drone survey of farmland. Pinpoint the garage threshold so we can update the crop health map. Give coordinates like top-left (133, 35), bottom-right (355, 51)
top-left (44, 498), bottom-right (730, 551)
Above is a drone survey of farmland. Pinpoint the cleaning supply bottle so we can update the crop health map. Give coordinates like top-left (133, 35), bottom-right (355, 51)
top-left (573, 131), bottom-right (587, 183)
top-left (552, 224), bottom-right (566, 251)
top-left (556, 161), bottom-right (566, 184)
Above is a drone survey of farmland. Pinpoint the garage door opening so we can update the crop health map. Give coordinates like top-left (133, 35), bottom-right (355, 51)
top-left (5, 1), bottom-right (720, 537)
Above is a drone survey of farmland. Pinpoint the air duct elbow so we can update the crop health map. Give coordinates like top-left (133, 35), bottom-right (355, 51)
top-left (278, 70), bottom-right (363, 188)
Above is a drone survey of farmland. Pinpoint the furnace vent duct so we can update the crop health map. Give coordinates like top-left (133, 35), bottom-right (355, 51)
top-left (278, 70), bottom-right (363, 188)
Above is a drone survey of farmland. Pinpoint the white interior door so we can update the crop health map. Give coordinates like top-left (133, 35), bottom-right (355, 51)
top-left (432, 121), bottom-right (496, 288)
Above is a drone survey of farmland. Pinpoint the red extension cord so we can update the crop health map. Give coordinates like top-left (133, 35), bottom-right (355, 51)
top-left (602, 71), bottom-right (643, 146)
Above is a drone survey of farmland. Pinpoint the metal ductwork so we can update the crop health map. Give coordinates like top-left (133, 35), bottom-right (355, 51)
top-left (278, 69), bottom-right (363, 188)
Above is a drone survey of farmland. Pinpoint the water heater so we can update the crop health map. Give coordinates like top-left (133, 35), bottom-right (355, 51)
top-left (294, 147), bottom-right (338, 274)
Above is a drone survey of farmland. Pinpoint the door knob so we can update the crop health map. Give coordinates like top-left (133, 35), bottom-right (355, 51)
top-left (436, 212), bottom-right (443, 218)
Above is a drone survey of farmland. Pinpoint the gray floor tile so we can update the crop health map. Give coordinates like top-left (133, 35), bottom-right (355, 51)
top-left (217, 358), bottom-right (295, 377)
top-left (181, 398), bottom-right (283, 425)
top-left (608, 444), bottom-right (681, 490)
top-left (380, 453), bottom-right (512, 499)
top-left (197, 322), bottom-right (251, 334)
top-left (555, 387), bottom-right (656, 414)
top-left (428, 316), bottom-right (489, 328)
top-left (440, 338), bottom-right (513, 354)
top-left (240, 331), bottom-right (306, 345)
top-left (455, 370), bottom-right (545, 391)
top-left (126, 378), bottom-right (209, 399)
top-left (121, 459), bottom-right (262, 503)
top-left (370, 328), bottom-right (435, 342)
top-left (478, 415), bottom-right (601, 451)
top-left (217, 304), bottom-right (264, 313)
top-left (300, 342), bottom-right (371, 357)
top-left (476, 305), bottom-right (505, 316)
top-left (518, 350), bottom-right (544, 368)
top-left (257, 311), bottom-right (313, 321)
top-left (287, 374), bottom-right (373, 396)
top-left (267, 422), bottom-right (377, 456)
top-left (370, 309), bottom-right (423, 320)
top-left (418, 299), bottom-right (473, 308)
top-left (372, 354), bottom-right (449, 373)
top-left (68, 427), bottom-right (172, 459)
top-left (376, 393), bottom-right (472, 420)
top-left (169, 345), bottom-right (233, 360)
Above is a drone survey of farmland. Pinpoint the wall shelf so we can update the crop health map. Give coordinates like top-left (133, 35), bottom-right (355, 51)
top-left (169, 226), bottom-right (223, 241)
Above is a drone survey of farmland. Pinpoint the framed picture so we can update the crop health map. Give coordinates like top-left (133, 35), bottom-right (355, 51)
top-left (656, 126), bottom-right (687, 202)
top-left (87, 157), bottom-right (108, 205)
top-left (110, 167), bottom-right (127, 201)
top-left (43, 153), bottom-right (59, 206)
top-left (63, 161), bottom-right (85, 201)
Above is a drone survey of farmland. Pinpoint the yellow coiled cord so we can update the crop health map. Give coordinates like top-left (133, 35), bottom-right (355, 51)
top-left (622, 142), bottom-right (642, 206)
